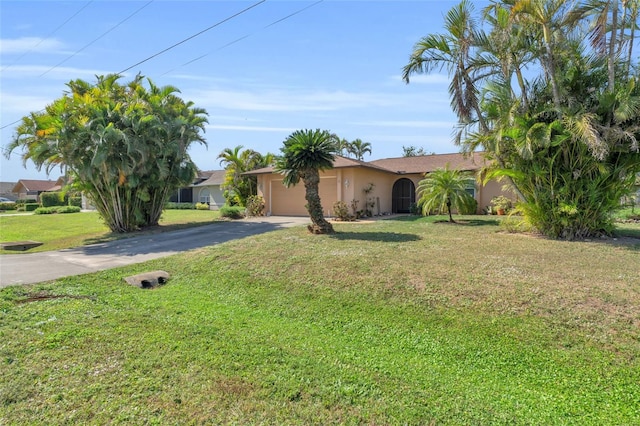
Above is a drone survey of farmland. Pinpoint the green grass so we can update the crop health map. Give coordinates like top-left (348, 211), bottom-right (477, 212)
top-left (0, 209), bottom-right (221, 253)
top-left (1, 216), bottom-right (639, 424)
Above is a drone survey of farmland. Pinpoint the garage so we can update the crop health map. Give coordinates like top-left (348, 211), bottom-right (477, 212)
top-left (270, 177), bottom-right (337, 216)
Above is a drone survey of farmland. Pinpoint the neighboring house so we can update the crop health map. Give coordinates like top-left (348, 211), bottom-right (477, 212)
top-left (191, 170), bottom-right (226, 210)
top-left (169, 171), bottom-right (214, 204)
top-left (245, 152), bottom-right (507, 216)
top-left (11, 179), bottom-right (60, 202)
top-left (0, 182), bottom-right (17, 201)
top-left (169, 170), bottom-right (226, 210)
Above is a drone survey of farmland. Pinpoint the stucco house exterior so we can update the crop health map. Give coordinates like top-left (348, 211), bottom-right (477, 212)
top-left (245, 152), bottom-right (506, 216)
top-left (11, 179), bottom-right (60, 202)
top-left (191, 170), bottom-right (226, 210)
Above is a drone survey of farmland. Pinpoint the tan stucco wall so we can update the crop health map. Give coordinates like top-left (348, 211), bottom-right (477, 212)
top-left (257, 168), bottom-right (510, 216)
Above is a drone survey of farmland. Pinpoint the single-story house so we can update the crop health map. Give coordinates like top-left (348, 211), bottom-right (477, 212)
top-left (169, 170), bottom-right (226, 210)
top-left (191, 170), bottom-right (226, 210)
top-left (245, 152), bottom-right (507, 216)
top-left (11, 179), bottom-right (61, 202)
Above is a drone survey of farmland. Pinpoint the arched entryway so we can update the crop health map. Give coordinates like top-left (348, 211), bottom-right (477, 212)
top-left (392, 178), bottom-right (416, 213)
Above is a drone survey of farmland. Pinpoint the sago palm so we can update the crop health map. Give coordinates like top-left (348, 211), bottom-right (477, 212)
top-left (274, 129), bottom-right (336, 234)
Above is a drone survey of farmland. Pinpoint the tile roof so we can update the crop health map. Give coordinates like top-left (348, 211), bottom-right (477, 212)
top-left (369, 152), bottom-right (487, 174)
top-left (12, 179), bottom-right (59, 192)
top-left (192, 170), bottom-right (227, 186)
top-left (244, 152), bottom-right (487, 176)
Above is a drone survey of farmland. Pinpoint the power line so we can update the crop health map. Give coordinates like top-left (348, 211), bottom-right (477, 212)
top-left (39, 0), bottom-right (155, 77)
top-left (118, 0), bottom-right (267, 75)
top-left (1, 0), bottom-right (270, 131)
top-left (1, 1), bottom-right (95, 72)
top-left (161, 0), bottom-right (323, 76)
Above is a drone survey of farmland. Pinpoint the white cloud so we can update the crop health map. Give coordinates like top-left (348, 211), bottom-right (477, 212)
top-left (350, 120), bottom-right (456, 129)
top-left (0, 93), bottom-right (52, 114)
top-left (206, 124), bottom-right (295, 132)
top-left (390, 73), bottom-right (450, 84)
top-left (0, 64), bottom-right (117, 79)
top-left (192, 88), bottom-right (398, 113)
top-left (0, 37), bottom-right (71, 54)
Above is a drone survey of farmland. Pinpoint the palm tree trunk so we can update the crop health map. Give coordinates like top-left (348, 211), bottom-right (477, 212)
top-left (447, 198), bottom-right (454, 223)
top-left (302, 169), bottom-right (334, 234)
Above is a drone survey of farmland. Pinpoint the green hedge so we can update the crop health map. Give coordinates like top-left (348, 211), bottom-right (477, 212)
top-left (0, 202), bottom-right (17, 211)
top-left (34, 205), bottom-right (81, 215)
top-left (41, 192), bottom-right (66, 207)
top-left (165, 202), bottom-right (196, 210)
top-left (15, 199), bottom-right (37, 205)
top-left (69, 196), bottom-right (82, 208)
top-left (24, 203), bottom-right (40, 212)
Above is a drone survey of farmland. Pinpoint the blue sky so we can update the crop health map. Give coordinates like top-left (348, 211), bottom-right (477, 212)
top-left (1, 0), bottom-right (483, 181)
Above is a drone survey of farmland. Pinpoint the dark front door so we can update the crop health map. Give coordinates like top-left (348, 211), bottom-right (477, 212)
top-left (392, 178), bottom-right (415, 213)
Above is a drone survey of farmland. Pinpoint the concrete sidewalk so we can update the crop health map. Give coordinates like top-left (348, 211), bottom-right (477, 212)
top-left (0, 216), bottom-right (310, 287)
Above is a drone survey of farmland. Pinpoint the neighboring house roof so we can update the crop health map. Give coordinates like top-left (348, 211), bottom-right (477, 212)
top-left (12, 179), bottom-right (59, 193)
top-left (245, 152), bottom-right (487, 176)
top-left (192, 170), bottom-right (226, 187)
top-left (0, 182), bottom-right (17, 195)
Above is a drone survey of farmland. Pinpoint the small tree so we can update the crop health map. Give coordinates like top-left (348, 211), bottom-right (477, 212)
top-left (417, 165), bottom-right (476, 222)
top-left (274, 129), bottom-right (336, 234)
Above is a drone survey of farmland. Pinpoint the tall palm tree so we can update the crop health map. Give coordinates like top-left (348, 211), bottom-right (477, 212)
top-left (348, 139), bottom-right (372, 160)
top-left (403, 0), bottom-right (490, 138)
top-left (274, 129), bottom-right (336, 234)
top-left (417, 165), bottom-right (476, 223)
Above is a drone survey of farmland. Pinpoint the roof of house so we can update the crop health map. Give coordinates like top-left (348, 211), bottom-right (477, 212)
top-left (12, 179), bottom-right (59, 193)
top-left (192, 170), bottom-right (227, 187)
top-left (369, 152), bottom-right (486, 174)
top-left (245, 152), bottom-right (487, 176)
top-left (0, 182), bottom-right (17, 194)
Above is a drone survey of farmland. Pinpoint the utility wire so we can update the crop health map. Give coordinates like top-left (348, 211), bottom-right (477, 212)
top-left (118, 0), bottom-right (266, 75)
top-left (162, 0), bottom-right (323, 75)
top-left (1, 1), bottom-right (95, 72)
top-left (1, 0), bottom-right (271, 130)
top-left (39, 0), bottom-right (155, 77)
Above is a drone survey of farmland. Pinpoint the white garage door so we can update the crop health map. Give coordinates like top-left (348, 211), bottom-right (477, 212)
top-left (271, 177), bottom-right (337, 216)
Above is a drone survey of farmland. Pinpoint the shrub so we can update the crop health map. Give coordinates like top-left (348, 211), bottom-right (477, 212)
top-left (34, 207), bottom-right (57, 214)
top-left (57, 206), bottom-right (81, 214)
top-left (219, 205), bottom-right (245, 219)
top-left (195, 202), bottom-right (210, 211)
top-left (41, 191), bottom-right (66, 207)
top-left (458, 198), bottom-right (478, 215)
top-left (15, 199), bottom-right (37, 205)
top-left (246, 195), bottom-right (265, 217)
top-left (69, 196), bottom-right (82, 208)
top-left (165, 202), bottom-right (196, 210)
top-left (332, 201), bottom-right (354, 221)
top-left (0, 202), bottom-right (17, 211)
top-left (24, 203), bottom-right (40, 212)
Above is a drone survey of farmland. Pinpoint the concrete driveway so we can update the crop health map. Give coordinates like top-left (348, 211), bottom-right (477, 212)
top-left (0, 216), bottom-right (310, 287)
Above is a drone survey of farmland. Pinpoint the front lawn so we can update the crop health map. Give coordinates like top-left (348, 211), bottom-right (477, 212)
top-left (1, 216), bottom-right (638, 424)
top-left (0, 209), bottom-right (221, 253)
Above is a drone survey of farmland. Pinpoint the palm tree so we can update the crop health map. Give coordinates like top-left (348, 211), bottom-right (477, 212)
top-left (217, 145), bottom-right (267, 206)
top-left (417, 165), bottom-right (476, 223)
top-left (274, 129), bottom-right (336, 234)
top-left (403, 0), bottom-right (490, 139)
top-left (348, 139), bottom-right (372, 160)
top-left (7, 74), bottom-right (208, 232)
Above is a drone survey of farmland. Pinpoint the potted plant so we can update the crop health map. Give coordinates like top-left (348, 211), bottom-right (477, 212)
top-left (491, 195), bottom-right (512, 215)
